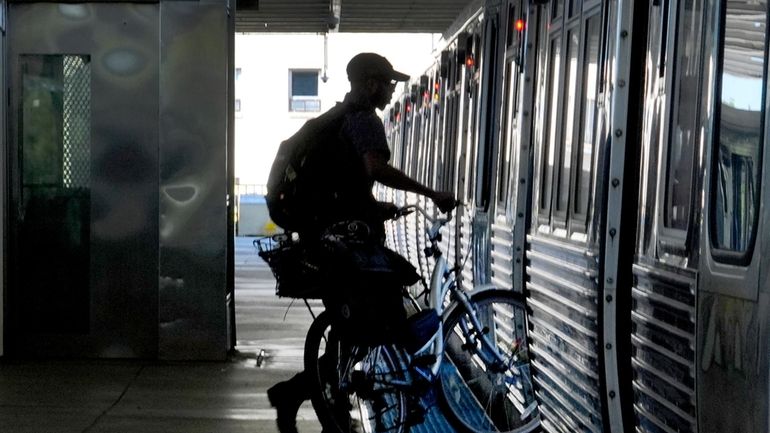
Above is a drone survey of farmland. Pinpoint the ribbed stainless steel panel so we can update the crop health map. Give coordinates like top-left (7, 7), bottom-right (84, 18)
top-left (490, 221), bottom-right (514, 289)
top-left (460, 215), bottom-right (474, 290)
top-left (631, 264), bottom-right (696, 433)
top-left (526, 234), bottom-right (602, 433)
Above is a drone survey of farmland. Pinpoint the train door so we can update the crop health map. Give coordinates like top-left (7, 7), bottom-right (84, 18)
top-left (455, 25), bottom-right (484, 290)
top-left (526, 0), bottom-right (646, 431)
top-left (438, 42), bottom-right (462, 268)
top-left (6, 3), bottom-right (160, 357)
top-left (697, 1), bottom-right (770, 431)
top-left (490, 0), bottom-right (537, 294)
top-left (468, 8), bottom-right (503, 289)
top-left (631, 0), bottom-right (707, 431)
top-left (414, 76), bottom-right (435, 279)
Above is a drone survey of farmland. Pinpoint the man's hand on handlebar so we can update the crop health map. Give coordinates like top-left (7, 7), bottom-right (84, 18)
top-left (431, 191), bottom-right (458, 214)
top-left (375, 201), bottom-right (400, 221)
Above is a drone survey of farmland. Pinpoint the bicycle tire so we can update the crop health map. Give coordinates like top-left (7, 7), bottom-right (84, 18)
top-left (304, 311), bottom-right (410, 433)
top-left (438, 288), bottom-right (540, 433)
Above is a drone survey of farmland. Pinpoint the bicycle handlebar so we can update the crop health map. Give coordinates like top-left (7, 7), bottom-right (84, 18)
top-left (394, 204), bottom-right (455, 244)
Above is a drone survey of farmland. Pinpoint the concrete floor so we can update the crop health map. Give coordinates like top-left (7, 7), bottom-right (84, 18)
top-left (0, 237), bottom-right (323, 433)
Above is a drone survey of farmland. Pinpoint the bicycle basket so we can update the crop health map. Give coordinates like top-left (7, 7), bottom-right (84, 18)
top-left (255, 236), bottom-right (325, 299)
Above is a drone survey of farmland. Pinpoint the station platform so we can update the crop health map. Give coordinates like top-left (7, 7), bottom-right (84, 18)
top-left (0, 237), bottom-right (456, 433)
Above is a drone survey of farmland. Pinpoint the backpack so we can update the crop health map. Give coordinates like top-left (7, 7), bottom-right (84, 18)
top-left (266, 103), bottom-right (353, 232)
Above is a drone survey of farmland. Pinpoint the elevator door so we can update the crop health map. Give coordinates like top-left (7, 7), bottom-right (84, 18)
top-left (8, 3), bottom-right (159, 357)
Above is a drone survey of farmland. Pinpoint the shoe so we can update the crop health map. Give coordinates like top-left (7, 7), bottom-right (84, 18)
top-left (267, 381), bottom-right (303, 433)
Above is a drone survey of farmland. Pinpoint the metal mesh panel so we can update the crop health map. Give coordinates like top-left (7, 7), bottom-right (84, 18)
top-left (62, 55), bottom-right (90, 189)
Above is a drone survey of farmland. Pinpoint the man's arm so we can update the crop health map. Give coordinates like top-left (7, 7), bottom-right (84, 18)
top-left (364, 151), bottom-right (456, 212)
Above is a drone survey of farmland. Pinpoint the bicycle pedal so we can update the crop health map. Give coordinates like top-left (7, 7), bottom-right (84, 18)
top-left (350, 370), bottom-right (366, 388)
top-left (461, 342), bottom-right (476, 351)
top-left (405, 405), bottom-right (427, 427)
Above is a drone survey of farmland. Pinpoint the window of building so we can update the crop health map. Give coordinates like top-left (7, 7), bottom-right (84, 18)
top-left (289, 69), bottom-right (321, 112)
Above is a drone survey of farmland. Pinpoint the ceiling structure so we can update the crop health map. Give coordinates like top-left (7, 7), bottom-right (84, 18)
top-left (235, 0), bottom-right (479, 36)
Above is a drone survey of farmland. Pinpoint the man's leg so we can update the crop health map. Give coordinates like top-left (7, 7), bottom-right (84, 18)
top-left (267, 371), bottom-right (311, 433)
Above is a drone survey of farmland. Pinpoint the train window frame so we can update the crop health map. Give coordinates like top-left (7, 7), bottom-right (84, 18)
top-left (427, 75), bottom-right (442, 189)
top-left (497, 2), bottom-right (525, 214)
top-left (570, 11), bottom-right (603, 234)
top-left (409, 107), bottom-right (423, 179)
top-left (497, 60), bottom-right (519, 212)
top-left (443, 77), bottom-right (460, 193)
top-left (657, 0), bottom-right (704, 253)
top-left (552, 0), bottom-right (564, 22)
top-left (708, 0), bottom-right (768, 265)
top-left (537, 33), bottom-right (563, 226)
top-left (466, 75), bottom-right (481, 205)
top-left (537, 0), bottom-right (604, 236)
top-left (476, 20), bottom-right (501, 211)
top-left (553, 23), bottom-right (581, 229)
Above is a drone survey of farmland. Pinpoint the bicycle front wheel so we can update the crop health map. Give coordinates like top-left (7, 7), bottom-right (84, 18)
top-left (304, 310), bottom-right (410, 433)
top-left (439, 288), bottom-right (540, 433)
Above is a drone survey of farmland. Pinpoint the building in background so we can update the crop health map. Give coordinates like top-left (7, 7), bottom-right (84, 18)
top-left (234, 33), bottom-right (438, 235)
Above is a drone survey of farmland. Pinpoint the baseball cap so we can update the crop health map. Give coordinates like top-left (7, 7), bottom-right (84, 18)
top-left (346, 53), bottom-right (410, 83)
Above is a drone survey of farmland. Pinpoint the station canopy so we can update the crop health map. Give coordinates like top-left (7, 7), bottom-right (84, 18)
top-left (235, 0), bottom-right (478, 35)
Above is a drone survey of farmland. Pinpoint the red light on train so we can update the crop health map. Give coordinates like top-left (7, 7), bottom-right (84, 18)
top-left (515, 19), bottom-right (525, 31)
top-left (466, 55), bottom-right (475, 68)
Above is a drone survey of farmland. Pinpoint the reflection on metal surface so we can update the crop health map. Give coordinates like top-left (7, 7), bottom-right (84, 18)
top-left (631, 264), bottom-right (696, 433)
top-left (58, 4), bottom-right (89, 20)
top-left (700, 294), bottom-right (759, 374)
top-left (102, 48), bottom-right (145, 76)
top-left (163, 184), bottom-right (199, 203)
top-left (158, 2), bottom-right (228, 360)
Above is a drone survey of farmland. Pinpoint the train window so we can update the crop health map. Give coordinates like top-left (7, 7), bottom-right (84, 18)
top-left (711, 0), bottom-right (767, 259)
top-left (574, 15), bottom-right (601, 222)
top-left (663, 0), bottom-right (703, 233)
top-left (506, 5), bottom-right (516, 48)
top-left (443, 94), bottom-right (460, 192)
top-left (540, 36), bottom-right (562, 216)
top-left (498, 61), bottom-right (518, 209)
top-left (552, 0), bottom-right (564, 21)
top-left (556, 29), bottom-right (580, 218)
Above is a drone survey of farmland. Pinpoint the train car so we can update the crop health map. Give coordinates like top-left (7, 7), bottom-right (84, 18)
top-left (633, 0), bottom-right (769, 431)
top-left (383, 0), bottom-right (770, 432)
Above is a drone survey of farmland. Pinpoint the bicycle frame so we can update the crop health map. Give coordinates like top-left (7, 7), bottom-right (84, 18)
top-left (404, 205), bottom-right (516, 379)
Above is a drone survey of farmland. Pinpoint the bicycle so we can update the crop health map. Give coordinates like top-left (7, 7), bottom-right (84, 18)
top-left (303, 205), bottom-right (540, 433)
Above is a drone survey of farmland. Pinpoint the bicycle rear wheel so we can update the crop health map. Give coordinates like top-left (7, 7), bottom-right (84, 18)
top-left (439, 288), bottom-right (540, 433)
top-left (353, 345), bottom-right (410, 433)
top-left (304, 311), bottom-right (410, 433)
